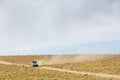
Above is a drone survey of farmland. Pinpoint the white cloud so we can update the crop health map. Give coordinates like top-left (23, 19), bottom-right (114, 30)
top-left (0, 0), bottom-right (120, 55)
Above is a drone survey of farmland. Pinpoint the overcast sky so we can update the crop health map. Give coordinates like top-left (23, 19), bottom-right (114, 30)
top-left (0, 0), bottom-right (120, 55)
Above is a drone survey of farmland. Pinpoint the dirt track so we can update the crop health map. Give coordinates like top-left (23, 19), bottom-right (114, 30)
top-left (0, 60), bottom-right (120, 79)
top-left (40, 67), bottom-right (120, 79)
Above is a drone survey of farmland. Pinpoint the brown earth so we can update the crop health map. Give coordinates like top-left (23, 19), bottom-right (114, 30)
top-left (0, 54), bottom-right (120, 79)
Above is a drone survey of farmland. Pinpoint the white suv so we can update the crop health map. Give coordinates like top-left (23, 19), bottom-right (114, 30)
top-left (32, 60), bottom-right (38, 67)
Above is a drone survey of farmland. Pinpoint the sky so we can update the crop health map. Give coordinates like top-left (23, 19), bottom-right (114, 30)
top-left (0, 0), bottom-right (120, 55)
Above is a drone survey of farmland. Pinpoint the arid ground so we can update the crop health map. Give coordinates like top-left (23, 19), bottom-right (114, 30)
top-left (0, 54), bottom-right (120, 80)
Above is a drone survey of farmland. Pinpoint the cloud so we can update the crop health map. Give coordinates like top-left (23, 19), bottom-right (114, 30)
top-left (0, 0), bottom-right (120, 55)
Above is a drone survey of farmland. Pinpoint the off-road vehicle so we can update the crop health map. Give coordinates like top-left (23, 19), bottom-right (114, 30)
top-left (32, 60), bottom-right (38, 67)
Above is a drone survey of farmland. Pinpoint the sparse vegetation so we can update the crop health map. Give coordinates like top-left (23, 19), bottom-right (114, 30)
top-left (0, 64), bottom-right (119, 80)
top-left (47, 55), bottom-right (120, 75)
top-left (0, 55), bottom-right (45, 64)
top-left (0, 54), bottom-right (120, 80)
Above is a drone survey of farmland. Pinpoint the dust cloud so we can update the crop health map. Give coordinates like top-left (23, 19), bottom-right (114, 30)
top-left (37, 54), bottom-right (113, 65)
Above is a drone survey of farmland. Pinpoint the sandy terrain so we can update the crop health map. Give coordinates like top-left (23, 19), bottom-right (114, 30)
top-left (0, 55), bottom-right (120, 79)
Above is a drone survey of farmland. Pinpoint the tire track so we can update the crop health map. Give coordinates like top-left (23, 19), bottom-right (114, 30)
top-left (40, 67), bottom-right (120, 79)
top-left (0, 60), bottom-right (120, 79)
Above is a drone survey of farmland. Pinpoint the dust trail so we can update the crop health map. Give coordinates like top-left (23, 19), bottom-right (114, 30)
top-left (0, 58), bottom-right (120, 79)
top-left (37, 54), bottom-right (113, 65)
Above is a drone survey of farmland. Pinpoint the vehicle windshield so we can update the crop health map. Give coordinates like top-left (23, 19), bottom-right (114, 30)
top-left (32, 60), bottom-right (37, 63)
